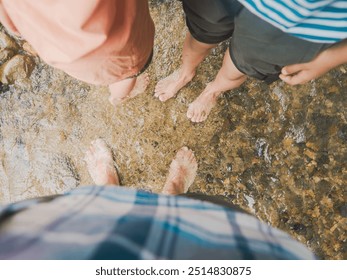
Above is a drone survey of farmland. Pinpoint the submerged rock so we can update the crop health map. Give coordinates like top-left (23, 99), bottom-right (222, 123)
top-left (0, 31), bottom-right (19, 65)
top-left (0, 54), bottom-right (35, 84)
top-left (0, 49), bottom-right (15, 64)
top-left (0, 32), bottom-right (19, 51)
top-left (22, 42), bottom-right (38, 57)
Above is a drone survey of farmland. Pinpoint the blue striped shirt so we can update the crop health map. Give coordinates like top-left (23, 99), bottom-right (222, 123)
top-left (0, 186), bottom-right (315, 259)
top-left (238, 0), bottom-right (347, 43)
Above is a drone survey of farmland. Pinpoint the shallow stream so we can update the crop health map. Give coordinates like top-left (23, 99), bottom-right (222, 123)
top-left (0, 0), bottom-right (345, 259)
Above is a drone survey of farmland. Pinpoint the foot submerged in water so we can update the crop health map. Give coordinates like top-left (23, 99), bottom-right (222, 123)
top-left (162, 146), bottom-right (198, 195)
top-left (85, 139), bottom-right (119, 185)
top-left (154, 68), bottom-right (195, 102)
top-left (187, 84), bottom-right (218, 123)
top-left (109, 73), bottom-right (150, 107)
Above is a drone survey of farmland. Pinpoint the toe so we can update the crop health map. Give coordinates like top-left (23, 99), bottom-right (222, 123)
top-left (94, 139), bottom-right (108, 152)
top-left (155, 80), bottom-right (164, 89)
top-left (84, 150), bottom-right (93, 163)
top-left (186, 106), bottom-right (193, 119)
top-left (176, 147), bottom-right (187, 159)
top-left (176, 150), bottom-right (185, 159)
top-left (158, 92), bottom-right (172, 102)
top-left (182, 147), bottom-right (194, 164)
top-left (188, 151), bottom-right (195, 162)
top-left (186, 150), bottom-right (195, 162)
top-left (197, 111), bottom-right (207, 123)
top-left (89, 142), bottom-right (96, 153)
top-left (196, 114), bottom-right (203, 123)
top-left (94, 138), bottom-right (103, 146)
top-left (158, 93), bottom-right (167, 102)
top-left (189, 114), bottom-right (195, 122)
top-left (191, 112), bottom-right (198, 123)
top-left (154, 86), bottom-right (164, 97)
top-left (184, 147), bottom-right (192, 156)
top-left (143, 74), bottom-right (150, 85)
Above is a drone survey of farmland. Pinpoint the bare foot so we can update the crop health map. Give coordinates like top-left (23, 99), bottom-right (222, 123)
top-left (187, 83), bottom-right (217, 123)
top-left (162, 147), bottom-right (198, 195)
top-left (127, 73), bottom-right (150, 99)
top-left (154, 69), bottom-right (195, 102)
top-left (109, 73), bottom-right (149, 107)
top-left (85, 139), bottom-right (119, 185)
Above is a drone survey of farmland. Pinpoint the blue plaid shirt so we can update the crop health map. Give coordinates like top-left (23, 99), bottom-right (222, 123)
top-left (0, 186), bottom-right (315, 259)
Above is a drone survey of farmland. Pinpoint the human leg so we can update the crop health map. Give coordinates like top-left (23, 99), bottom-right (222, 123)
top-left (85, 139), bottom-right (119, 185)
top-left (187, 49), bottom-right (246, 122)
top-left (161, 147), bottom-right (198, 195)
top-left (154, 0), bottom-right (238, 102)
top-left (186, 5), bottom-right (331, 123)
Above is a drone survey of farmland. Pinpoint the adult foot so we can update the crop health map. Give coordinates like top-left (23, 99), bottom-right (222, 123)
top-left (85, 139), bottom-right (119, 185)
top-left (109, 73), bottom-right (150, 107)
top-left (187, 83), bottom-right (218, 123)
top-left (127, 73), bottom-right (150, 99)
top-left (154, 69), bottom-right (195, 102)
top-left (162, 147), bottom-right (198, 195)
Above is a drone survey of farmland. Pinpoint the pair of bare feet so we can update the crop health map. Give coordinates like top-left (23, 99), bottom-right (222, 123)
top-left (155, 68), bottom-right (218, 123)
top-left (108, 68), bottom-right (218, 123)
top-left (85, 139), bottom-right (198, 195)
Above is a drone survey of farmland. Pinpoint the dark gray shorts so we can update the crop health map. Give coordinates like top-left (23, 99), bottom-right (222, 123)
top-left (183, 0), bottom-right (331, 83)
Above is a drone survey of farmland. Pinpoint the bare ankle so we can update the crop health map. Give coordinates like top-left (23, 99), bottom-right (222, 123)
top-left (106, 172), bottom-right (119, 185)
top-left (201, 83), bottom-right (220, 99)
top-left (178, 68), bottom-right (196, 81)
top-left (163, 178), bottom-right (184, 195)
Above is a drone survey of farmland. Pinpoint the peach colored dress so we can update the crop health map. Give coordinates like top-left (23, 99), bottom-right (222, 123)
top-left (0, 0), bottom-right (154, 85)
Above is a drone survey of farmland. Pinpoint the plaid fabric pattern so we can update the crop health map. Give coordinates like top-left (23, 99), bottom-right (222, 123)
top-left (0, 186), bottom-right (315, 260)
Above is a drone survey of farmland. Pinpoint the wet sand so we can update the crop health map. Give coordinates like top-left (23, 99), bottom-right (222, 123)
top-left (0, 1), bottom-right (346, 259)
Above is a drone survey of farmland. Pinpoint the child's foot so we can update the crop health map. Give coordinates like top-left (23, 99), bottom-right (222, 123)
top-left (187, 83), bottom-right (217, 123)
top-left (162, 147), bottom-right (198, 195)
top-left (154, 68), bottom-right (195, 102)
top-left (109, 73), bottom-right (149, 107)
top-left (85, 139), bottom-right (119, 185)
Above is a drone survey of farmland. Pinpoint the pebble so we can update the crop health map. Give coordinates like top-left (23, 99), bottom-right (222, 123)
top-left (226, 163), bottom-right (233, 173)
top-left (0, 82), bottom-right (10, 92)
top-left (0, 32), bottom-right (19, 66)
top-left (0, 49), bottom-right (15, 63)
top-left (23, 42), bottom-right (38, 56)
top-left (0, 32), bottom-right (19, 50)
top-left (304, 149), bottom-right (317, 160)
top-left (290, 223), bottom-right (307, 235)
top-left (205, 174), bottom-right (214, 184)
top-left (0, 55), bottom-right (35, 84)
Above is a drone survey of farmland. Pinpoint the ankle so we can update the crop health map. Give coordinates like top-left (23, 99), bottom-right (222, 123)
top-left (104, 169), bottom-right (119, 185)
top-left (201, 83), bottom-right (220, 99)
top-left (178, 68), bottom-right (196, 81)
top-left (163, 177), bottom-right (184, 195)
top-left (109, 94), bottom-right (129, 107)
